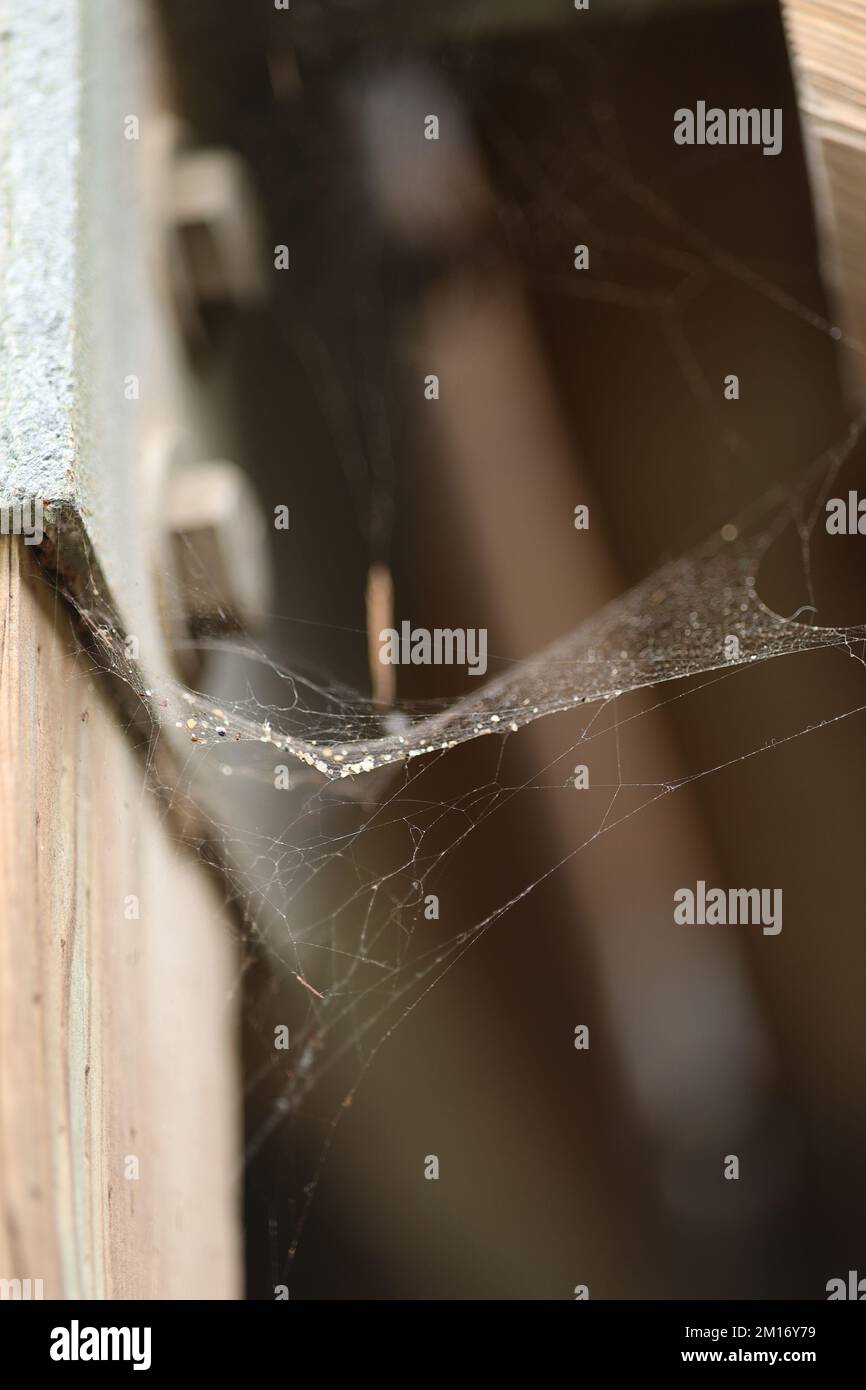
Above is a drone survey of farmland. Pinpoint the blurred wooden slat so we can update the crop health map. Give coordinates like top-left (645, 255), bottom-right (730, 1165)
top-left (783, 0), bottom-right (866, 400)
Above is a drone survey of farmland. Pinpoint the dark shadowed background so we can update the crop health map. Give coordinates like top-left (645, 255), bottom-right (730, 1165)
top-left (152, 0), bottom-right (866, 1299)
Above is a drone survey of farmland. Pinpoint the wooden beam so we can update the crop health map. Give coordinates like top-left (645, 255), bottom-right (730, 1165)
top-left (0, 538), bottom-right (241, 1299)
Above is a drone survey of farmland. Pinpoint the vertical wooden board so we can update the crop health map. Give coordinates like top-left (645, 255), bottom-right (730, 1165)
top-left (0, 537), bottom-right (242, 1298)
top-left (783, 0), bottom-right (866, 399)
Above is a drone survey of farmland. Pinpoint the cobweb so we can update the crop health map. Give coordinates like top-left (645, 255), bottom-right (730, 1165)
top-left (58, 414), bottom-right (866, 1272)
top-left (74, 420), bottom-right (866, 781)
top-left (41, 7), bottom-right (866, 1286)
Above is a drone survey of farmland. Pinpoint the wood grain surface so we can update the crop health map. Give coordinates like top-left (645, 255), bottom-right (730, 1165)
top-left (0, 536), bottom-right (241, 1298)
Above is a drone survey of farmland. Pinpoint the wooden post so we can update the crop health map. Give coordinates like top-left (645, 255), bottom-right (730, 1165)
top-left (0, 538), bottom-right (241, 1299)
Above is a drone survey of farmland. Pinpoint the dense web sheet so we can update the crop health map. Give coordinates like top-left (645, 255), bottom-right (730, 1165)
top-left (75, 417), bottom-right (866, 781)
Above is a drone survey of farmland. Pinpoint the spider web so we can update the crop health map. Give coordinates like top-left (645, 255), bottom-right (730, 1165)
top-left (61, 407), bottom-right (866, 1276)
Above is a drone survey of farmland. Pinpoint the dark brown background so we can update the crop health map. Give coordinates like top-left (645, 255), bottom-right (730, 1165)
top-left (154, 0), bottom-right (866, 1299)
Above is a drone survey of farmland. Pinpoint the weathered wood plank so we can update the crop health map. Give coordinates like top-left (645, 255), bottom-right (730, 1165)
top-left (0, 537), bottom-right (241, 1299)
